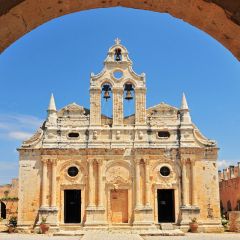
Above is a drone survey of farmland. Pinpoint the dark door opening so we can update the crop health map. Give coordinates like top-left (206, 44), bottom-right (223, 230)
top-left (157, 189), bottom-right (175, 222)
top-left (64, 190), bottom-right (81, 223)
top-left (0, 201), bottom-right (6, 219)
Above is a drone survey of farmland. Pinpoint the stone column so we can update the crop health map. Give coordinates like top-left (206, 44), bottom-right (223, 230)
top-left (223, 169), bottom-right (228, 180)
top-left (113, 88), bottom-right (123, 126)
top-left (181, 160), bottom-right (189, 206)
top-left (135, 88), bottom-right (146, 125)
top-left (90, 88), bottom-right (101, 126)
top-left (51, 159), bottom-right (57, 208)
top-left (41, 159), bottom-right (48, 207)
top-left (88, 159), bottom-right (95, 207)
top-left (135, 159), bottom-right (142, 208)
top-left (229, 165), bottom-right (235, 179)
top-left (145, 160), bottom-right (151, 207)
top-left (98, 161), bottom-right (103, 207)
top-left (191, 160), bottom-right (197, 206)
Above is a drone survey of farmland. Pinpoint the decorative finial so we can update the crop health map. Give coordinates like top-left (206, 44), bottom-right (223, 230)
top-left (115, 38), bottom-right (121, 45)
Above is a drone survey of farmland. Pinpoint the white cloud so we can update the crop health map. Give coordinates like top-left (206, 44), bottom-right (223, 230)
top-left (8, 131), bottom-right (33, 141)
top-left (217, 159), bottom-right (239, 169)
top-left (0, 113), bottom-right (43, 142)
top-left (0, 161), bottom-right (18, 171)
top-left (217, 160), bottom-right (228, 169)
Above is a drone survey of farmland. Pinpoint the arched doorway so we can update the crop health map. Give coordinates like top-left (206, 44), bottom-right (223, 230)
top-left (0, 201), bottom-right (6, 219)
top-left (0, 1), bottom-right (240, 60)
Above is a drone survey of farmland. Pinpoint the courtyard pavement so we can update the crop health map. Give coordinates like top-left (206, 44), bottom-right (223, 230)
top-left (0, 232), bottom-right (240, 240)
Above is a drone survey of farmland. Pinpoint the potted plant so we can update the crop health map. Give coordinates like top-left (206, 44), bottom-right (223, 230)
top-left (221, 214), bottom-right (228, 230)
top-left (189, 217), bottom-right (198, 233)
top-left (8, 216), bottom-right (17, 233)
top-left (39, 216), bottom-right (49, 234)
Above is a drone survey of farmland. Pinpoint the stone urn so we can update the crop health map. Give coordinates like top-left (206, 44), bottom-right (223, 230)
top-left (189, 217), bottom-right (198, 233)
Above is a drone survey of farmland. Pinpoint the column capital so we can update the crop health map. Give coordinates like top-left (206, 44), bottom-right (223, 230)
top-left (87, 158), bottom-right (95, 164)
top-left (135, 158), bottom-right (143, 165)
top-left (41, 158), bottom-right (49, 164)
top-left (50, 159), bottom-right (57, 166)
top-left (112, 87), bottom-right (124, 93)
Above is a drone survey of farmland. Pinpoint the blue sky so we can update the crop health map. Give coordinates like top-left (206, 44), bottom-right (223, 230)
top-left (0, 7), bottom-right (240, 184)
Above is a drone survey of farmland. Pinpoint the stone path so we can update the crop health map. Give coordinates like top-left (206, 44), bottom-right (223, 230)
top-left (0, 233), bottom-right (240, 240)
top-left (143, 233), bottom-right (240, 240)
top-left (82, 231), bottom-right (143, 240)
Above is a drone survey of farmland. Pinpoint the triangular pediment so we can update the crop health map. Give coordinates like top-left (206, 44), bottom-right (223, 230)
top-left (147, 102), bottom-right (179, 115)
top-left (58, 103), bottom-right (89, 117)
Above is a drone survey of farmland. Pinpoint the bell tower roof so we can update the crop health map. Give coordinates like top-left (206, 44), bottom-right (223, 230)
top-left (104, 38), bottom-right (133, 67)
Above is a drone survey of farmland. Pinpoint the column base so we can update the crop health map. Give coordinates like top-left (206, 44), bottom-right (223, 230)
top-left (180, 205), bottom-right (200, 225)
top-left (38, 206), bottom-right (59, 226)
top-left (133, 205), bottom-right (154, 225)
top-left (85, 206), bottom-right (107, 226)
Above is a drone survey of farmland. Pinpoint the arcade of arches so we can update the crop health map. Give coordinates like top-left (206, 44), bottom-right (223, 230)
top-left (0, 1), bottom-right (240, 59)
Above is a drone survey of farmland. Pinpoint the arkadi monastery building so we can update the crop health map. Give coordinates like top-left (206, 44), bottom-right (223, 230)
top-left (17, 40), bottom-right (222, 233)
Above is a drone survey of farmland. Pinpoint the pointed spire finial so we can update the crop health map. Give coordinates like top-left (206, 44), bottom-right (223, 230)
top-left (181, 92), bottom-right (189, 110)
top-left (48, 93), bottom-right (57, 112)
top-left (115, 38), bottom-right (121, 45)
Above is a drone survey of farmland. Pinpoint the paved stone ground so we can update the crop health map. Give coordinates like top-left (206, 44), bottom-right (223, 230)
top-left (0, 233), bottom-right (240, 240)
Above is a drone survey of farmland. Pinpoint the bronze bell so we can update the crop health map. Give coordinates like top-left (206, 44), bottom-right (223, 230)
top-left (125, 90), bottom-right (133, 100)
top-left (103, 90), bottom-right (110, 101)
top-left (102, 84), bottom-right (111, 101)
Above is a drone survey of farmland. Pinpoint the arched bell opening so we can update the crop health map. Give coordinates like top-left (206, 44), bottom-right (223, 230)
top-left (123, 82), bottom-right (135, 118)
top-left (101, 82), bottom-right (113, 119)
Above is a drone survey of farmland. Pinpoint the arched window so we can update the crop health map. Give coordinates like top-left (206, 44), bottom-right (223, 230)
top-left (123, 83), bottom-right (135, 117)
top-left (114, 48), bottom-right (122, 61)
top-left (0, 201), bottom-right (6, 219)
top-left (101, 83), bottom-right (113, 121)
top-left (227, 200), bottom-right (232, 211)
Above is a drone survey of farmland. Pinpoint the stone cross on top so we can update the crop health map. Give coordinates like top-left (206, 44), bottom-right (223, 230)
top-left (115, 38), bottom-right (121, 44)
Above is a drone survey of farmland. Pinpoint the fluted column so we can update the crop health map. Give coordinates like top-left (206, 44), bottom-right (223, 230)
top-left (145, 160), bottom-right (151, 207)
top-left (41, 159), bottom-right (48, 207)
top-left (181, 160), bottom-right (189, 206)
top-left (135, 159), bottom-right (141, 208)
top-left (191, 160), bottom-right (197, 206)
top-left (88, 159), bottom-right (95, 207)
top-left (51, 159), bottom-right (57, 208)
top-left (98, 161), bottom-right (103, 207)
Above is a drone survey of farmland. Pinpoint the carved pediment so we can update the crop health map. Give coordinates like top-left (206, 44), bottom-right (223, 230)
top-left (147, 102), bottom-right (178, 116)
top-left (58, 103), bottom-right (89, 117)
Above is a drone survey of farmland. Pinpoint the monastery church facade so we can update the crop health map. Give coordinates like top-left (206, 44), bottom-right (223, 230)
top-left (18, 40), bottom-right (222, 232)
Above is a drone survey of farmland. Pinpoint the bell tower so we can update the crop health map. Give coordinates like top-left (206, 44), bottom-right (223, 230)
top-left (90, 39), bottom-right (146, 127)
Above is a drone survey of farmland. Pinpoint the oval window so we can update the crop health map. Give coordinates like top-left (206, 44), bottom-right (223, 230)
top-left (157, 131), bottom-right (170, 138)
top-left (113, 71), bottom-right (123, 79)
top-left (160, 166), bottom-right (170, 177)
top-left (68, 132), bottom-right (79, 138)
top-left (68, 166), bottom-right (79, 177)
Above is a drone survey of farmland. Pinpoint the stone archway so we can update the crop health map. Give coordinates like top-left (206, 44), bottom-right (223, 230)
top-left (0, 1), bottom-right (240, 60)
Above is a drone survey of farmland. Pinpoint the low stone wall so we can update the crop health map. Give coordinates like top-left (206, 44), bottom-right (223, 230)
top-left (229, 211), bottom-right (240, 232)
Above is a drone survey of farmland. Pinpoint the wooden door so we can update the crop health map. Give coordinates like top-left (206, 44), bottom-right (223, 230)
top-left (110, 189), bottom-right (128, 223)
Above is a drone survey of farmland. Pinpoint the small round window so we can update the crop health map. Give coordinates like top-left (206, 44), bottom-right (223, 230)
top-left (160, 166), bottom-right (170, 177)
top-left (68, 166), bottom-right (79, 177)
top-left (113, 71), bottom-right (123, 79)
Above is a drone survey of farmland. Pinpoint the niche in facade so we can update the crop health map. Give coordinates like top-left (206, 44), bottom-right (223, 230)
top-left (157, 131), bottom-right (170, 138)
top-left (68, 132), bottom-right (79, 138)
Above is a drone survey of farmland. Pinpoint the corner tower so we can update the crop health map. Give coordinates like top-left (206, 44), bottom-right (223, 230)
top-left (90, 39), bottom-right (146, 127)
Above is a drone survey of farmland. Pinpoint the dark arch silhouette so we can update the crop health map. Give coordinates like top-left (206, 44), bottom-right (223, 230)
top-left (0, 1), bottom-right (240, 60)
